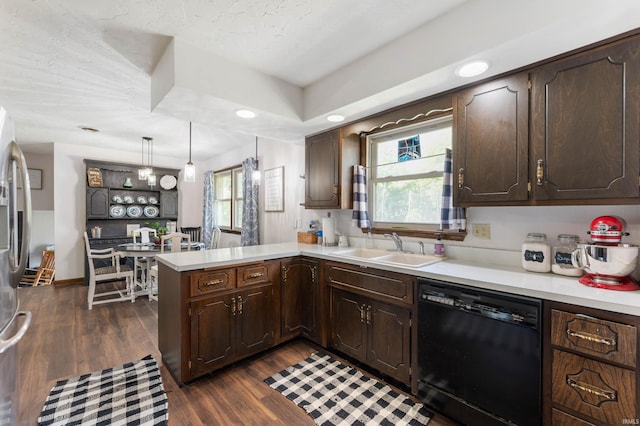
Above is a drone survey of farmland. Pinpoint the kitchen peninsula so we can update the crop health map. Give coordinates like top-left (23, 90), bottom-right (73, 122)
top-left (156, 242), bottom-right (640, 424)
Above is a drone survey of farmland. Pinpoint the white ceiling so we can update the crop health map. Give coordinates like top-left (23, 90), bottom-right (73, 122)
top-left (2, 0), bottom-right (640, 160)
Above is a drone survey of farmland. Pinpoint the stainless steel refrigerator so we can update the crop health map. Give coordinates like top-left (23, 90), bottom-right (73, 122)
top-left (0, 106), bottom-right (32, 425)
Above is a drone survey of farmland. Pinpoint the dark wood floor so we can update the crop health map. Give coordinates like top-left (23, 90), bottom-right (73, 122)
top-left (17, 284), bottom-right (457, 425)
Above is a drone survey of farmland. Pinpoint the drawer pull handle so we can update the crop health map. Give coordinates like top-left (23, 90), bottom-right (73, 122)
top-left (457, 168), bottom-right (464, 189)
top-left (567, 378), bottom-right (617, 401)
top-left (231, 297), bottom-right (236, 316)
top-left (237, 295), bottom-right (243, 315)
top-left (204, 279), bottom-right (224, 287)
top-left (567, 329), bottom-right (616, 346)
top-left (366, 306), bottom-right (371, 325)
top-left (360, 305), bottom-right (366, 323)
top-left (247, 272), bottom-right (264, 279)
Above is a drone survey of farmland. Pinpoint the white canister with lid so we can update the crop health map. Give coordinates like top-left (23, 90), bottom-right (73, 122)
top-left (522, 233), bottom-right (551, 272)
top-left (551, 234), bottom-right (583, 277)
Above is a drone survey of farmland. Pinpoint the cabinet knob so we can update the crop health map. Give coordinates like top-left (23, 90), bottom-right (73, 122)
top-left (536, 159), bottom-right (544, 186)
top-left (457, 168), bottom-right (464, 189)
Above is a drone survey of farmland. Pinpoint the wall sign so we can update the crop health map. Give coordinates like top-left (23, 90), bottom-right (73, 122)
top-left (264, 166), bottom-right (284, 212)
top-left (18, 168), bottom-right (42, 190)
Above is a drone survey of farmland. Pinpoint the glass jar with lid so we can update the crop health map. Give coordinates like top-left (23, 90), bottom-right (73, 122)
top-left (551, 234), bottom-right (583, 277)
top-left (521, 233), bottom-right (551, 272)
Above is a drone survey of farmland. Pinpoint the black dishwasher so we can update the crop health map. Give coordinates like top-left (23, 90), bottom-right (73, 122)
top-left (417, 278), bottom-right (541, 426)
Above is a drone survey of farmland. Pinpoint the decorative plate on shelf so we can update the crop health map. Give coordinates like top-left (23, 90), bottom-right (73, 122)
top-left (123, 195), bottom-right (134, 204)
top-left (137, 196), bottom-right (147, 204)
top-left (143, 205), bottom-right (159, 218)
top-left (126, 205), bottom-right (143, 218)
top-left (160, 175), bottom-right (177, 190)
top-left (148, 196), bottom-right (158, 204)
top-left (112, 195), bottom-right (123, 203)
top-left (109, 205), bottom-right (126, 218)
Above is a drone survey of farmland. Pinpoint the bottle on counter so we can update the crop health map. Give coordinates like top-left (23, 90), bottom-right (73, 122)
top-left (522, 233), bottom-right (551, 273)
top-left (552, 234), bottom-right (583, 277)
top-left (434, 233), bottom-right (444, 257)
top-left (317, 230), bottom-right (323, 245)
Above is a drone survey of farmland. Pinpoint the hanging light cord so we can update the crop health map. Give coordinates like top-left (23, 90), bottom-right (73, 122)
top-left (189, 122), bottom-right (193, 163)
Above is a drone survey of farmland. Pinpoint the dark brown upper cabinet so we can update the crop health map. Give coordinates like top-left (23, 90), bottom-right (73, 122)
top-left (530, 35), bottom-right (640, 204)
top-left (304, 129), bottom-right (359, 209)
top-left (454, 73), bottom-right (529, 206)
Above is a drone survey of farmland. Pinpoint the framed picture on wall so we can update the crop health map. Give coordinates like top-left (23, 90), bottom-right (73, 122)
top-left (264, 166), bottom-right (284, 212)
top-left (17, 168), bottom-right (42, 190)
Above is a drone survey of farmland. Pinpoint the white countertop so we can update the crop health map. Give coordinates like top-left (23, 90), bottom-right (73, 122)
top-left (156, 242), bottom-right (640, 316)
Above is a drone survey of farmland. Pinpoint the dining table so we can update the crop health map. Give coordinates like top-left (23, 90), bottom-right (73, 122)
top-left (116, 242), bottom-right (204, 299)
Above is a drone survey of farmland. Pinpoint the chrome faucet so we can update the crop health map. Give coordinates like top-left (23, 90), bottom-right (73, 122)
top-left (384, 232), bottom-right (403, 252)
top-left (418, 241), bottom-right (425, 255)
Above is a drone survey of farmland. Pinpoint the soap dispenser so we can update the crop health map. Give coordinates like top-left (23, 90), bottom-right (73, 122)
top-left (434, 234), bottom-right (444, 257)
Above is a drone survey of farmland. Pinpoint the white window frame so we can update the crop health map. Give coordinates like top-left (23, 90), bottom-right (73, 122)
top-left (213, 165), bottom-right (243, 232)
top-left (367, 115), bottom-right (453, 232)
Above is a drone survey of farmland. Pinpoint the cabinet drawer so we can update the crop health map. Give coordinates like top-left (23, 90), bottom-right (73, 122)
top-left (551, 408), bottom-right (595, 425)
top-left (327, 264), bottom-right (413, 304)
top-left (552, 349), bottom-right (636, 424)
top-left (551, 309), bottom-right (637, 367)
top-left (237, 263), bottom-right (273, 287)
top-left (191, 269), bottom-right (236, 297)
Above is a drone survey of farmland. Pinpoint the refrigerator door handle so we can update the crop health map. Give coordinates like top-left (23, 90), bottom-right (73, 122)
top-left (8, 141), bottom-right (31, 285)
top-left (0, 311), bottom-right (31, 354)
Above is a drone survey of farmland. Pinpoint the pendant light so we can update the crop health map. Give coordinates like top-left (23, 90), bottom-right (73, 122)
top-left (147, 137), bottom-right (156, 186)
top-left (252, 135), bottom-right (260, 183)
top-left (138, 137), bottom-right (148, 180)
top-left (184, 122), bottom-right (196, 182)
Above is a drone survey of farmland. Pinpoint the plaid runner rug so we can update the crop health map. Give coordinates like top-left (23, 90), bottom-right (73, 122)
top-left (264, 352), bottom-right (431, 426)
top-left (38, 355), bottom-right (168, 426)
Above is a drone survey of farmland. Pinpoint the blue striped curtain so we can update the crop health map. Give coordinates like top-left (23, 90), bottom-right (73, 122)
top-left (241, 157), bottom-right (260, 246)
top-left (201, 170), bottom-right (215, 248)
top-left (440, 149), bottom-right (466, 230)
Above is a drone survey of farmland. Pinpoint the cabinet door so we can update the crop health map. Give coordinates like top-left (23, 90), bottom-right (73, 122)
top-left (366, 299), bottom-right (411, 384)
top-left (531, 37), bottom-right (640, 202)
top-left (332, 289), bottom-right (367, 362)
top-left (236, 284), bottom-right (274, 357)
top-left (455, 73), bottom-right (529, 205)
top-left (190, 294), bottom-right (235, 378)
top-left (86, 188), bottom-right (109, 218)
top-left (281, 258), bottom-right (319, 341)
top-left (160, 190), bottom-right (179, 218)
top-left (305, 129), bottom-right (339, 208)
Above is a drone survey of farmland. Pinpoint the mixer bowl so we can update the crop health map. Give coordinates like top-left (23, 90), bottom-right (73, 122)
top-left (572, 244), bottom-right (639, 277)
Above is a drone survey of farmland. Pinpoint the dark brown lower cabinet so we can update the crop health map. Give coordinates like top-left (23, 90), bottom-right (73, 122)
top-left (190, 283), bottom-right (274, 379)
top-left (548, 302), bottom-right (639, 424)
top-left (280, 257), bottom-right (321, 344)
top-left (332, 288), bottom-right (411, 384)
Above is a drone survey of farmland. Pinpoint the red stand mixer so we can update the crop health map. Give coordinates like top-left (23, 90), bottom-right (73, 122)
top-left (571, 216), bottom-right (639, 291)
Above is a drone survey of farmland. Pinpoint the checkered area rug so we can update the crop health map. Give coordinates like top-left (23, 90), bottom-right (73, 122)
top-left (38, 355), bottom-right (168, 426)
top-left (264, 352), bottom-right (431, 426)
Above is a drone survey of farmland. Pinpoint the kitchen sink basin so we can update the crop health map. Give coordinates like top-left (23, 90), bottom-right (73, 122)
top-left (332, 248), bottom-right (389, 258)
top-left (333, 248), bottom-right (444, 268)
top-left (373, 252), bottom-right (443, 267)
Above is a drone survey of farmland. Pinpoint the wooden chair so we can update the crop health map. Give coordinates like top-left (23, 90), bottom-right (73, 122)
top-left (19, 250), bottom-right (55, 286)
top-left (83, 232), bottom-right (135, 310)
top-left (181, 226), bottom-right (202, 243)
top-left (131, 227), bottom-right (158, 291)
top-left (148, 232), bottom-right (191, 301)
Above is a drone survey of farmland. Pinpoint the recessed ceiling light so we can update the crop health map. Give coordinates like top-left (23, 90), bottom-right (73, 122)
top-left (327, 114), bottom-right (345, 123)
top-left (236, 109), bottom-right (256, 119)
top-left (456, 60), bottom-right (489, 77)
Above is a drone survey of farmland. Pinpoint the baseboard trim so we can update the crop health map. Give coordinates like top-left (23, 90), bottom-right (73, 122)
top-left (54, 277), bottom-right (84, 286)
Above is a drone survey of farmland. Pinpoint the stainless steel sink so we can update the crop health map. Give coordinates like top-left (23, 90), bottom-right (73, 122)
top-left (333, 248), bottom-right (444, 268)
